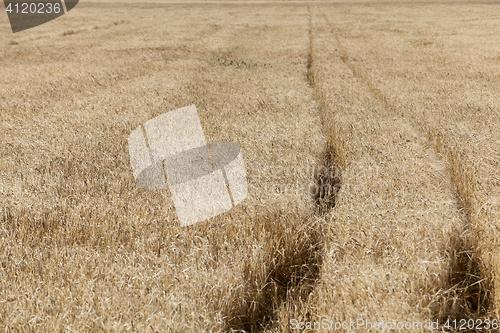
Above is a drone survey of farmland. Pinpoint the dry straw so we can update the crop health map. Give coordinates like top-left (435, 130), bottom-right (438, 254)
top-left (1, 1), bottom-right (499, 332)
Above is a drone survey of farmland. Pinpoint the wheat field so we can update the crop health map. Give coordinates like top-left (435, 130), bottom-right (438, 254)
top-left (0, 1), bottom-right (499, 332)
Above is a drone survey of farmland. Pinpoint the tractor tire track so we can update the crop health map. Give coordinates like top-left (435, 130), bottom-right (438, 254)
top-left (317, 8), bottom-right (493, 321)
top-left (307, 5), bottom-right (488, 328)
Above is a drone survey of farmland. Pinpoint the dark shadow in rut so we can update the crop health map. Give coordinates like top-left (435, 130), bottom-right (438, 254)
top-left (223, 144), bottom-right (340, 333)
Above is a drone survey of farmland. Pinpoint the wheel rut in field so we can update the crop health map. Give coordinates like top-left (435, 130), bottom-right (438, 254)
top-left (316, 6), bottom-right (493, 323)
top-left (223, 142), bottom-right (339, 333)
top-left (223, 7), bottom-right (340, 332)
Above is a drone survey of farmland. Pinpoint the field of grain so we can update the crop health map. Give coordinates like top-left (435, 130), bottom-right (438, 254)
top-left (1, 1), bottom-right (499, 332)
